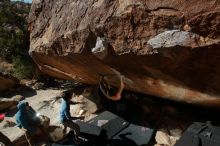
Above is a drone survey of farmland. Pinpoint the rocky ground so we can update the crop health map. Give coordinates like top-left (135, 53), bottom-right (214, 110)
top-left (1, 80), bottom-right (220, 146)
top-left (0, 80), bottom-right (102, 146)
top-left (1, 89), bottom-right (61, 143)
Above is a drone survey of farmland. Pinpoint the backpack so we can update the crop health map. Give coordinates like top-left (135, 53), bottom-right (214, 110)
top-left (175, 122), bottom-right (220, 146)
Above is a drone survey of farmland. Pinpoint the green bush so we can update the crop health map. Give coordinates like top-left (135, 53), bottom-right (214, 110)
top-left (0, 0), bottom-right (30, 58)
top-left (0, 1), bottom-right (36, 79)
top-left (12, 55), bottom-right (35, 79)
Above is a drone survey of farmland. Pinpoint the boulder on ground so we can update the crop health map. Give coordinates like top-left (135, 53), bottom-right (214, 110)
top-left (155, 129), bottom-right (172, 146)
top-left (0, 95), bottom-right (24, 111)
top-left (29, 0), bottom-right (220, 107)
top-left (0, 72), bottom-right (19, 92)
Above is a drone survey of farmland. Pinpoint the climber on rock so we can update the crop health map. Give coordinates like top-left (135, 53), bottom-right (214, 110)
top-left (99, 74), bottom-right (125, 101)
top-left (59, 90), bottom-right (84, 141)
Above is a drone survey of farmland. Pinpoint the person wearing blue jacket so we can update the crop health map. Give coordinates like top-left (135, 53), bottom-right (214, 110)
top-left (59, 90), bottom-right (84, 140)
top-left (15, 101), bottom-right (50, 144)
top-left (15, 101), bottom-right (40, 133)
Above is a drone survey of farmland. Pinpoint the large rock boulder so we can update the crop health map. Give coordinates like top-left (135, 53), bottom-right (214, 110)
top-left (29, 0), bottom-right (220, 107)
top-left (0, 95), bottom-right (23, 111)
top-left (0, 72), bottom-right (19, 92)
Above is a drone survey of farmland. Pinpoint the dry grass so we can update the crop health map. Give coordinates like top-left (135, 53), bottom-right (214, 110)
top-left (0, 59), bottom-right (14, 73)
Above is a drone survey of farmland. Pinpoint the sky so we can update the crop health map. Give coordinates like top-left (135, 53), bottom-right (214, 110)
top-left (11, 0), bottom-right (32, 3)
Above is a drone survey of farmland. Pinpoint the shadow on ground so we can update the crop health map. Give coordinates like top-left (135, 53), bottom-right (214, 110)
top-left (57, 130), bottom-right (140, 146)
top-left (5, 87), bottom-right (37, 98)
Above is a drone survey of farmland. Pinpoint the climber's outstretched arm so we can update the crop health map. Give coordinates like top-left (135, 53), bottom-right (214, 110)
top-left (110, 75), bottom-right (124, 100)
top-left (99, 76), bottom-right (110, 98)
top-left (99, 75), bottom-right (124, 101)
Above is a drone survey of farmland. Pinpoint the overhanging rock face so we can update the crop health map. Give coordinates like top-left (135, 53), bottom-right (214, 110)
top-left (29, 0), bottom-right (220, 107)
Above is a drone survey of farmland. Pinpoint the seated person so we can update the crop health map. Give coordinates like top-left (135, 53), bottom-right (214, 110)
top-left (59, 91), bottom-right (84, 140)
top-left (15, 102), bottom-right (40, 133)
top-left (15, 101), bottom-right (49, 143)
top-left (99, 74), bottom-right (125, 101)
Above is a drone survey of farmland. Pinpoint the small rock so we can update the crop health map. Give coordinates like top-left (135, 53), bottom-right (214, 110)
top-left (71, 88), bottom-right (102, 116)
top-left (92, 37), bottom-right (108, 60)
top-left (155, 129), bottom-right (172, 145)
top-left (49, 125), bottom-right (70, 142)
top-left (169, 128), bottom-right (182, 138)
top-left (205, 37), bottom-right (210, 42)
top-left (183, 24), bottom-right (191, 32)
top-left (11, 95), bottom-right (24, 102)
top-left (200, 36), bottom-right (205, 43)
top-left (79, 109), bottom-right (85, 116)
top-left (170, 136), bottom-right (179, 146)
top-left (0, 95), bottom-right (23, 111)
top-left (20, 80), bottom-right (45, 90)
top-left (32, 82), bottom-right (45, 90)
top-left (20, 79), bottom-right (37, 87)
